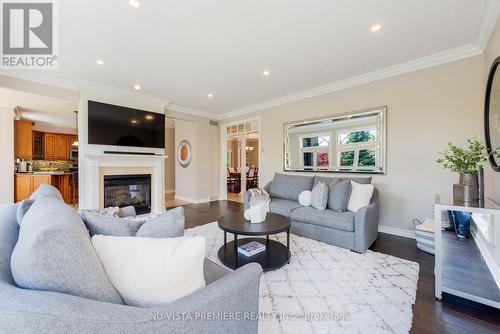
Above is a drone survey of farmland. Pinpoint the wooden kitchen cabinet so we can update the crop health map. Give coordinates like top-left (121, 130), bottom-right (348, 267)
top-left (14, 174), bottom-right (71, 204)
top-left (32, 131), bottom-right (45, 159)
top-left (15, 174), bottom-right (51, 202)
top-left (15, 123), bottom-right (76, 161)
top-left (32, 174), bottom-right (52, 192)
top-left (52, 175), bottom-right (71, 203)
top-left (14, 174), bottom-right (33, 202)
top-left (14, 120), bottom-right (34, 160)
top-left (55, 134), bottom-right (68, 160)
top-left (44, 133), bottom-right (57, 160)
top-left (44, 133), bottom-right (73, 160)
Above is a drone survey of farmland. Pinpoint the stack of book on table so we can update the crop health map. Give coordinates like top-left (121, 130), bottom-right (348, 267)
top-left (238, 241), bottom-right (266, 257)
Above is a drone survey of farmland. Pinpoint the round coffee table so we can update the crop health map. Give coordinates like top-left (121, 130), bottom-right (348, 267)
top-left (217, 212), bottom-right (291, 271)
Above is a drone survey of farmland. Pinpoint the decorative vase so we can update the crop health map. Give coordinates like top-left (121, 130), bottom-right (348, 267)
top-left (478, 167), bottom-right (485, 201)
top-left (453, 172), bottom-right (479, 203)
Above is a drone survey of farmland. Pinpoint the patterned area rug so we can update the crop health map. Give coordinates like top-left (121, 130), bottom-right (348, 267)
top-left (186, 222), bottom-right (419, 334)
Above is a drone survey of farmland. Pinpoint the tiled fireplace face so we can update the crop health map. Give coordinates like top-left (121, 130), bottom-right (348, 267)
top-left (104, 174), bottom-right (152, 215)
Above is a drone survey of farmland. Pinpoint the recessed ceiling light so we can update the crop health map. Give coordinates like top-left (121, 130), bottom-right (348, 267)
top-left (131, 119), bottom-right (138, 124)
top-left (133, 84), bottom-right (141, 90)
top-left (95, 59), bottom-right (104, 65)
top-left (371, 24), bottom-right (381, 32)
top-left (207, 93), bottom-right (214, 98)
top-left (145, 115), bottom-right (154, 120)
top-left (129, 0), bottom-right (140, 8)
top-left (262, 70), bottom-right (270, 76)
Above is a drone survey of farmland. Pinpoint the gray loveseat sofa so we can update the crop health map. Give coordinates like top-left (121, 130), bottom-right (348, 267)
top-left (0, 201), bottom-right (262, 333)
top-left (244, 173), bottom-right (379, 253)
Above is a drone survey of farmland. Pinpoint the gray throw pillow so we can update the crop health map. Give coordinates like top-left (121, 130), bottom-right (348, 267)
top-left (340, 177), bottom-right (372, 184)
top-left (16, 199), bottom-right (34, 225)
top-left (80, 211), bottom-right (144, 237)
top-left (328, 180), bottom-right (352, 212)
top-left (269, 173), bottom-right (314, 201)
top-left (118, 206), bottom-right (136, 218)
top-left (136, 207), bottom-right (185, 238)
top-left (29, 184), bottom-right (64, 202)
top-left (311, 182), bottom-right (329, 211)
top-left (313, 176), bottom-right (339, 188)
top-left (10, 195), bottom-right (123, 304)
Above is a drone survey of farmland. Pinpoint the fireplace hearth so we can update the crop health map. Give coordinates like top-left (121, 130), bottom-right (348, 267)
top-left (104, 174), bottom-right (152, 215)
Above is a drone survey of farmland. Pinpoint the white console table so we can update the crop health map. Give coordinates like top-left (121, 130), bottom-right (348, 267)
top-left (434, 195), bottom-right (500, 308)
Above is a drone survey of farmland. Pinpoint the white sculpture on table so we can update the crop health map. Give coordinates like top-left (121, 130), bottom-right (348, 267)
top-left (244, 202), bottom-right (268, 224)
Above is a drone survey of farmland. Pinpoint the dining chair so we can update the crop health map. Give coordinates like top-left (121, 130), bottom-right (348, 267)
top-left (246, 167), bottom-right (256, 190)
top-left (227, 168), bottom-right (236, 193)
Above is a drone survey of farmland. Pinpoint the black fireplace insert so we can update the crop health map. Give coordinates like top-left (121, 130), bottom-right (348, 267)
top-left (103, 174), bottom-right (152, 215)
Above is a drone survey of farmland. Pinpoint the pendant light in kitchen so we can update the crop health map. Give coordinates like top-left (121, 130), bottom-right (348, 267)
top-left (72, 110), bottom-right (78, 146)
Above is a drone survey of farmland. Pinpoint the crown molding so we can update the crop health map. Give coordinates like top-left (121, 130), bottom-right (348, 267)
top-left (165, 103), bottom-right (221, 120)
top-left (0, 74), bottom-right (81, 102)
top-left (0, 71), bottom-right (80, 92)
top-left (0, 72), bottom-right (219, 120)
top-left (220, 44), bottom-right (483, 120)
top-left (473, 0), bottom-right (500, 50)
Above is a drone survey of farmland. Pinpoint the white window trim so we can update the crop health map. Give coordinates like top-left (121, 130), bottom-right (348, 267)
top-left (336, 127), bottom-right (378, 170)
top-left (298, 132), bottom-right (332, 168)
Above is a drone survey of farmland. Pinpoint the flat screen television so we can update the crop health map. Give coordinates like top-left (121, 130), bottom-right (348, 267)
top-left (88, 100), bottom-right (165, 149)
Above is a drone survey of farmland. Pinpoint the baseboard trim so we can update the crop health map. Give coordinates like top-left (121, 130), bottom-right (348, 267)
top-left (174, 195), bottom-right (219, 204)
top-left (378, 225), bottom-right (415, 239)
top-left (165, 189), bottom-right (175, 194)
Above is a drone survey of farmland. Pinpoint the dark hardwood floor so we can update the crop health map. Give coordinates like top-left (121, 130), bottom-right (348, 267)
top-left (171, 200), bottom-right (500, 334)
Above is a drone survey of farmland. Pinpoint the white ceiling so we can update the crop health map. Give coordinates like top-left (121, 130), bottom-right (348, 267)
top-left (2, 0), bottom-right (498, 116)
top-left (0, 88), bottom-right (77, 128)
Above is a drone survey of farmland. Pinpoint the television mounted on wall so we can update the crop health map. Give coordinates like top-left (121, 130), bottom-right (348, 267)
top-left (87, 100), bottom-right (165, 149)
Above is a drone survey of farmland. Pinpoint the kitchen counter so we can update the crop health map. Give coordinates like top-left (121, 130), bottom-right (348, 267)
top-left (15, 171), bottom-right (75, 175)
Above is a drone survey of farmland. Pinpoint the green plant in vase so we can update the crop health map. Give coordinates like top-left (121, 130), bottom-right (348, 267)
top-left (437, 137), bottom-right (498, 202)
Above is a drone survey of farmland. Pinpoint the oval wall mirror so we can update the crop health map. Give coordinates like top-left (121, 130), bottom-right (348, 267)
top-left (177, 140), bottom-right (192, 168)
top-left (485, 57), bottom-right (500, 172)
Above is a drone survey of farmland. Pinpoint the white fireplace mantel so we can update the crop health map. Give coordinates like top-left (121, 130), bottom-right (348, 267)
top-left (81, 153), bottom-right (167, 213)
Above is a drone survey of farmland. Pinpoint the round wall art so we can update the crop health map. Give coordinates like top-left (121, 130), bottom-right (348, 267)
top-left (177, 140), bottom-right (192, 168)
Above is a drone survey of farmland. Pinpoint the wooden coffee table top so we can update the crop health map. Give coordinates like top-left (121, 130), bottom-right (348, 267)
top-left (217, 212), bottom-right (290, 236)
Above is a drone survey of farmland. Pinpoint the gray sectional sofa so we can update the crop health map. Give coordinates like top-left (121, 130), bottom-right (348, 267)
top-left (0, 189), bottom-right (262, 333)
top-left (244, 173), bottom-right (379, 253)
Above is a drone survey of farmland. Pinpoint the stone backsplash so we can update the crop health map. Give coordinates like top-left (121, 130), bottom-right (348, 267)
top-left (32, 160), bottom-right (73, 171)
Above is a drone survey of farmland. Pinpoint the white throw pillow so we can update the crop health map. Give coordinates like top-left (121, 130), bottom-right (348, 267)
top-left (298, 190), bottom-right (312, 206)
top-left (92, 235), bottom-right (206, 307)
top-left (347, 181), bottom-right (375, 213)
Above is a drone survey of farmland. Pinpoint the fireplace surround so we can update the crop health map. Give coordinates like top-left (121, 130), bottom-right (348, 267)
top-left (82, 152), bottom-right (166, 213)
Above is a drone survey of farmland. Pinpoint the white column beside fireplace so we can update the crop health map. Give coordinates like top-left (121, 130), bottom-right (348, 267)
top-left (82, 153), bottom-right (166, 213)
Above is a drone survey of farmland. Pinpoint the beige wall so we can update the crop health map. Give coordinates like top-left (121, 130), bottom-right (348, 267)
top-left (484, 20), bottom-right (500, 203)
top-left (222, 55), bottom-right (486, 233)
top-left (165, 126), bottom-right (175, 192)
top-left (170, 111), bottom-right (219, 202)
top-left (174, 119), bottom-right (198, 201)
